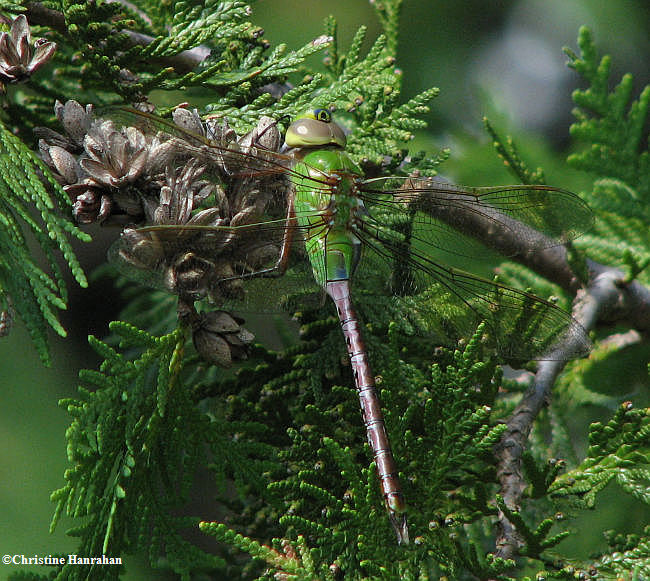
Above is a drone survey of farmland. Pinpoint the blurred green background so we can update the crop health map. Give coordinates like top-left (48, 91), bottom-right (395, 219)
top-left (1, 1), bottom-right (648, 578)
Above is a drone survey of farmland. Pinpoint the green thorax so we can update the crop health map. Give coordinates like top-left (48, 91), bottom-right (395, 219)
top-left (292, 147), bottom-right (364, 287)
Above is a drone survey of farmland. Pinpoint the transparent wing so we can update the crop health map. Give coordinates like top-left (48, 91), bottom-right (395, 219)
top-left (108, 218), bottom-right (324, 311)
top-left (354, 223), bottom-right (591, 361)
top-left (359, 177), bottom-right (594, 261)
top-left (352, 178), bottom-right (592, 360)
top-left (104, 106), bottom-right (336, 188)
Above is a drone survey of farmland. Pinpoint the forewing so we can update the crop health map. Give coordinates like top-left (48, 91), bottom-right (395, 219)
top-left (359, 177), bottom-right (594, 261)
top-left (103, 106), bottom-right (298, 178)
top-left (102, 107), bottom-right (341, 217)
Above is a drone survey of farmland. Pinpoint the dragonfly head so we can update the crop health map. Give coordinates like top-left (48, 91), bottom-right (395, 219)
top-left (285, 109), bottom-right (347, 149)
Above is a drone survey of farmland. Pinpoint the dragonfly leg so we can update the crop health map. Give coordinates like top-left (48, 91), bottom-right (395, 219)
top-left (265, 188), bottom-right (297, 277)
top-left (326, 279), bottom-right (409, 545)
top-left (233, 190), bottom-right (297, 280)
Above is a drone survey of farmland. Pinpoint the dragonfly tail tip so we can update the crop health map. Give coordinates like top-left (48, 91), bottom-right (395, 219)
top-left (390, 513), bottom-right (409, 545)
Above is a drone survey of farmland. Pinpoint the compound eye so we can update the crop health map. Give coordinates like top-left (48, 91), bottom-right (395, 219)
top-left (285, 109), bottom-right (346, 148)
top-left (313, 108), bottom-right (332, 123)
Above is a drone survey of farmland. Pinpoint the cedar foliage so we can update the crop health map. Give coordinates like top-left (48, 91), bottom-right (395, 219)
top-left (1, 2), bottom-right (648, 580)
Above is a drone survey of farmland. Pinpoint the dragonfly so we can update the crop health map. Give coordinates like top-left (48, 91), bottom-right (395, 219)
top-left (106, 107), bottom-right (593, 545)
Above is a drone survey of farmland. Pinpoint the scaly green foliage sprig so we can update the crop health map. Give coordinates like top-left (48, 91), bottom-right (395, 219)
top-left (145, 1), bottom-right (254, 57)
top-left (483, 117), bottom-right (546, 185)
top-left (369, 0), bottom-right (403, 56)
top-left (398, 325), bottom-right (506, 524)
top-left (50, 321), bottom-right (279, 579)
top-left (316, 27), bottom-right (441, 165)
top-left (564, 26), bottom-right (650, 198)
top-left (560, 27), bottom-right (650, 285)
top-left (523, 453), bottom-right (566, 499)
top-left (591, 526), bottom-right (650, 579)
top-left (549, 402), bottom-right (650, 508)
top-left (56, 1), bottom-right (142, 99)
top-left (495, 495), bottom-right (569, 559)
top-left (199, 527), bottom-right (334, 581)
top-left (0, 117), bottom-right (88, 364)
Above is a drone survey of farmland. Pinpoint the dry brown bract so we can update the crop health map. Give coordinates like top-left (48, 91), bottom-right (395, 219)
top-left (0, 15), bottom-right (55, 89)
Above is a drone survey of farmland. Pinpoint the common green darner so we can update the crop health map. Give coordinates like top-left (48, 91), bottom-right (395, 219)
top-left (101, 107), bottom-right (592, 545)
